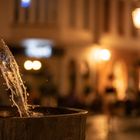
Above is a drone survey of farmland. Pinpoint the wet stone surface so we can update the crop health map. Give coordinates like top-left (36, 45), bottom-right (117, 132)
top-left (86, 115), bottom-right (140, 140)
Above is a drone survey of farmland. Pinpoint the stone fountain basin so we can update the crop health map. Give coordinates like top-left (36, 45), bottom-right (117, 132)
top-left (0, 106), bottom-right (88, 140)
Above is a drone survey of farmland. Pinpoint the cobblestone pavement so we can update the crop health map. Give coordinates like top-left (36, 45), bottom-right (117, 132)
top-left (86, 115), bottom-right (140, 140)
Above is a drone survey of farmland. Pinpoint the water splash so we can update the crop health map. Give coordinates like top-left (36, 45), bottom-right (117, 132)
top-left (0, 39), bottom-right (29, 117)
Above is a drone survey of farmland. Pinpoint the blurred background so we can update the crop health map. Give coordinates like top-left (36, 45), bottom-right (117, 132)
top-left (1, 0), bottom-right (140, 139)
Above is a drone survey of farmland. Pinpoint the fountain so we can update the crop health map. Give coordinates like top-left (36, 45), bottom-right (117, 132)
top-left (0, 39), bottom-right (87, 140)
top-left (0, 39), bottom-right (29, 117)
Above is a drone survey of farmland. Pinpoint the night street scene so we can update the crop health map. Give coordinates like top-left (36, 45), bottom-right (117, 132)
top-left (0, 0), bottom-right (140, 140)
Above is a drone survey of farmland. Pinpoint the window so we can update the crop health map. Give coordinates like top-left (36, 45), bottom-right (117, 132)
top-left (35, 0), bottom-right (40, 22)
top-left (69, 0), bottom-right (77, 27)
top-left (14, 0), bottom-right (20, 23)
top-left (44, 0), bottom-right (58, 24)
top-left (14, 0), bottom-right (30, 24)
top-left (83, 0), bottom-right (90, 29)
top-left (104, 0), bottom-right (111, 32)
top-left (45, 0), bottom-right (49, 23)
top-left (21, 0), bottom-right (31, 8)
top-left (117, 0), bottom-right (125, 35)
top-left (51, 0), bottom-right (58, 24)
top-left (24, 7), bottom-right (30, 23)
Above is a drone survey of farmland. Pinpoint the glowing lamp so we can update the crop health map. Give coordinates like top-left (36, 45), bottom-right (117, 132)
top-left (24, 60), bottom-right (42, 71)
top-left (92, 48), bottom-right (101, 61)
top-left (24, 60), bottom-right (33, 70)
top-left (91, 48), bottom-right (111, 62)
top-left (132, 8), bottom-right (140, 29)
top-left (32, 61), bottom-right (42, 70)
top-left (100, 49), bottom-right (111, 61)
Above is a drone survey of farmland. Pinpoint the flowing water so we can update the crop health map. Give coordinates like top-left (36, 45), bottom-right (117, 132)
top-left (0, 39), bottom-right (30, 117)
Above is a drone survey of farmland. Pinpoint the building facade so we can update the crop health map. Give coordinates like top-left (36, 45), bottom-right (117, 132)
top-left (0, 0), bottom-right (140, 106)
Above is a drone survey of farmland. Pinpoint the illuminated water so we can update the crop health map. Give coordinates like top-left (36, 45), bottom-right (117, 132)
top-left (0, 39), bottom-right (29, 117)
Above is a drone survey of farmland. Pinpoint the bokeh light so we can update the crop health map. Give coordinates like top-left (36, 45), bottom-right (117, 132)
top-left (32, 60), bottom-right (42, 70)
top-left (132, 8), bottom-right (140, 29)
top-left (24, 60), bottom-right (33, 70)
top-left (100, 49), bottom-right (111, 61)
top-left (21, 0), bottom-right (31, 8)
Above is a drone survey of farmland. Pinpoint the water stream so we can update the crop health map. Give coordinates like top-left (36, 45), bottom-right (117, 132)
top-left (0, 39), bottom-right (30, 117)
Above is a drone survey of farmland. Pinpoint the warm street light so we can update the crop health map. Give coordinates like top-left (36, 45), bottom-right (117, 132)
top-left (24, 60), bottom-right (42, 70)
top-left (100, 49), bottom-right (111, 61)
top-left (24, 60), bottom-right (33, 70)
top-left (91, 48), bottom-right (111, 62)
top-left (132, 8), bottom-right (140, 28)
top-left (32, 60), bottom-right (42, 70)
